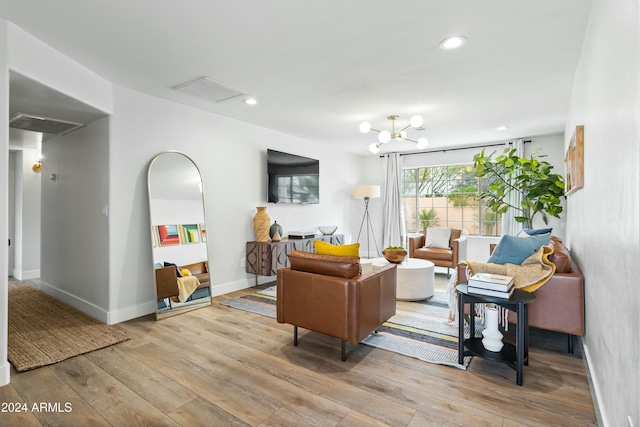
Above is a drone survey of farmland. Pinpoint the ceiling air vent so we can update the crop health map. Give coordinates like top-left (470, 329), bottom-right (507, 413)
top-left (9, 113), bottom-right (84, 135)
top-left (172, 77), bottom-right (246, 103)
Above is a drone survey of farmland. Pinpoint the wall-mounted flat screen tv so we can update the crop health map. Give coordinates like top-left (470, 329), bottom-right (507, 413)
top-left (267, 149), bottom-right (319, 204)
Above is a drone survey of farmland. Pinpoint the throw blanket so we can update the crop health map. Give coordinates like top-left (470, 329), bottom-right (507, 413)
top-left (173, 276), bottom-right (200, 303)
top-left (467, 245), bottom-right (556, 293)
top-left (448, 245), bottom-right (556, 325)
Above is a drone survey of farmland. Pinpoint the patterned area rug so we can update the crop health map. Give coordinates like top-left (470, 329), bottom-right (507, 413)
top-left (8, 282), bottom-right (130, 372)
top-left (221, 278), bottom-right (483, 370)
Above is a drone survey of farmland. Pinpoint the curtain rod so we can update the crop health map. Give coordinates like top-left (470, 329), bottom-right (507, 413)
top-left (380, 140), bottom-right (532, 158)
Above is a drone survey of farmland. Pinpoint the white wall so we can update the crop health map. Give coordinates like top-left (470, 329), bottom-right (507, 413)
top-left (40, 117), bottom-right (110, 320)
top-left (564, 0), bottom-right (640, 425)
top-left (108, 86), bottom-right (364, 322)
top-left (12, 148), bottom-right (41, 279)
top-left (7, 24), bottom-right (112, 115)
top-left (0, 17), bottom-right (11, 387)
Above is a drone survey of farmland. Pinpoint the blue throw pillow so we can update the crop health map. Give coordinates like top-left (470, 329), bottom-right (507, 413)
top-left (520, 228), bottom-right (553, 236)
top-left (488, 233), bottom-right (551, 265)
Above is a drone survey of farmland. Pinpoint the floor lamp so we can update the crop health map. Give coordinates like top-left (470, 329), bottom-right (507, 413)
top-left (354, 185), bottom-right (381, 258)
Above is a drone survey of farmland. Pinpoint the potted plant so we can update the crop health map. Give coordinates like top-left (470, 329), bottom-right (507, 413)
top-left (382, 246), bottom-right (408, 264)
top-left (473, 147), bottom-right (565, 229)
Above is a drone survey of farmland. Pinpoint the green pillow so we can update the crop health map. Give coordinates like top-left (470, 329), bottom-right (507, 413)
top-left (488, 233), bottom-right (551, 265)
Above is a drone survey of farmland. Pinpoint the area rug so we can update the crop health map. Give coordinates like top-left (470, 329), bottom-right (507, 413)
top-left (221, 280), bottom-right (482, 370)
top-left (8, 282), bottom-right (130, 372)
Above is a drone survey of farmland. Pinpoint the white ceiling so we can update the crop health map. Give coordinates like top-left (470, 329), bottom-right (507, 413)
top-left (1, 1), bottom-right (592, 156)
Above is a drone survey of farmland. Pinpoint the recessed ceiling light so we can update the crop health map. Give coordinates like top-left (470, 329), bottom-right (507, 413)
top-left (439, 36), bottom-right (467, 50)
top-left (243, 97), bottom-right (258, 105)
top-left (496, 126), bottom-right (508, 131)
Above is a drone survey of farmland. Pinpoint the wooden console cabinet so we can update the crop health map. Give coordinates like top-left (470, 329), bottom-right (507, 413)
top-left (246, 234), bottom-right (344, 278)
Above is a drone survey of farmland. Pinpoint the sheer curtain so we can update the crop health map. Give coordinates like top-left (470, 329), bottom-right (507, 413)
top-left (501, 139), bottom-right (524, 236)
top-left (382, 153), bottom-right (406, 248)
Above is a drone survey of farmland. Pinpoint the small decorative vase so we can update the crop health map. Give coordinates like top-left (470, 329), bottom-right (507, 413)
top-left (253, 207), bottom-right (270, 242)
top-left (482, 304), bottom-right (504, 352)
top-left (269, 221), bottom-right (283, 241)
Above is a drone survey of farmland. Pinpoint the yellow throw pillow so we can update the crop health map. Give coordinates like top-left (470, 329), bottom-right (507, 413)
top-left (314, 240), bottom-right (360, 257)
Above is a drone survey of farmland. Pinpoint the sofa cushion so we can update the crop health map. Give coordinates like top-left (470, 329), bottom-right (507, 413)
top-left (549, 238), bottom-right (572, 273)
top-left (414, 247), bottom-right (453, 262)
top-left (487, 233), bottom-right (550, 265)
top-left (424, 227), bottom-right (452, 249)
top-left (314, 240), bottom-right (360, 257)
top-left (288, 250), bottom-right (361, 279)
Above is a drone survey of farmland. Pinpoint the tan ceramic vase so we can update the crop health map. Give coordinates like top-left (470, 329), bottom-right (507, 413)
top-left (253, 207), bottom-right (270, 242)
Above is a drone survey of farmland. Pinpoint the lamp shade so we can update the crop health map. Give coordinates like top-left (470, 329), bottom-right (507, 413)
top-left (354, 185), bottom-right (381, 199)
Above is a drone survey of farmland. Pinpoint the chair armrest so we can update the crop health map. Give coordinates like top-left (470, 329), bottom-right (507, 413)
top-left (155, 266), bottom-right (179, 299)
top-left (408, 235), bottom-right (425, 257)
top-left (452, 236), bottom-right (467, 264)
top-left (456, 262), bottom-right (469, 285)
top-left (351, 264), bottom-right (397, 342)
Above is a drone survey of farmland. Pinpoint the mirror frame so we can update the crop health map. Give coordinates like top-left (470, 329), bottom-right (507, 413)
top-left (148, 151), bottom-right (211, 320)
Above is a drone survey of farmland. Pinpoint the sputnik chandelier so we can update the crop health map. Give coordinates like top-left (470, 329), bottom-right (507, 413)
top-left (359, 115), bottom-right (428, 153)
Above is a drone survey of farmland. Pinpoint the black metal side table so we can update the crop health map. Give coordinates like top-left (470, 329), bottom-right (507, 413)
top-left (456, 284), bottom-right (536, 386)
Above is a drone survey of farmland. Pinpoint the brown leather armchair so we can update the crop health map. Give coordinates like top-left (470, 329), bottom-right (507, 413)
top-left (456, 236), bottom-right (584, 353)
top-left (408, 228), bottom-right (467, 276)
top-left (276, 251), bottom-right (397, 361)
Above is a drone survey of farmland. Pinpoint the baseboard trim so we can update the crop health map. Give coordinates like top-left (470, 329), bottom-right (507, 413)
top-left (582, 340), bottom-right (607, 427)
top-left (35, 280), bottom-right (110, 324)
top-left (210, 276), bottom-right (274, 297)
top-left (107, 301), bottom-right (156, 325)
top-left (12, 269), bottom-right (40, 280)
top-left (34, 278), bottom-right (273, 326)
top-left (0, 361), bottom-right (10, 387)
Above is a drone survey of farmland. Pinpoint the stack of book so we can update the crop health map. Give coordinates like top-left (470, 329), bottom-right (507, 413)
top-left (468, 273), bottom-right (514, 299)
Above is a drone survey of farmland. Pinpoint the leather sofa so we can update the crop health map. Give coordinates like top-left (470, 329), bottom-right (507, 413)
top-left (276, 251), bottom-right (397, 361)
top-left (408, 228), bottom-right (467, 276)
top-left (456, 236), bottom-right (584, 352)
top-left (155, 261), bottom-right (210, 301)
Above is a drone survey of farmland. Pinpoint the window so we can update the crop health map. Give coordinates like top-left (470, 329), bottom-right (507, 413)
top-left (402, 165), bottom-right (501, 236)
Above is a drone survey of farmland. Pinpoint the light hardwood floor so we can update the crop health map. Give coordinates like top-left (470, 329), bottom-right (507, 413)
top-left (0, 284), bottom-right (596, 427)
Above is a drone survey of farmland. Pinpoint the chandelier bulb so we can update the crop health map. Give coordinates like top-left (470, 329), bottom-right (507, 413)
top-left (410, 115), bottom-right (424, 128)
top-left (369, 143), bottom-right (381, 154)
top-left (416, 138), bottom-right (429, 149)
top-left (359, 121), bottom-right (372, 134)
top-left (378, 130), bottom-right (391, 143)
top-left (399, 131), bottom-right (407, 140)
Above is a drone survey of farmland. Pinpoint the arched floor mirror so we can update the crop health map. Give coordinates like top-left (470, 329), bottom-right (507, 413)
top-left (148, 151), bottom-right (211, 319)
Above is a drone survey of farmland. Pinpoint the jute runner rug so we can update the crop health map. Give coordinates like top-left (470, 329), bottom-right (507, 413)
top-left (8, 281), bottom-right (129, 372)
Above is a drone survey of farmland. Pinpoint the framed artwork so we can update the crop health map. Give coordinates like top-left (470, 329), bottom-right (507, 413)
top-left (565, 125), bottom-right (584, 195)
top-left (199, 223), bottom-right (207, 242)
top-left (156, 224), bottom-right (181, 246)
top-left (180, 224), bottom-right (201, 244)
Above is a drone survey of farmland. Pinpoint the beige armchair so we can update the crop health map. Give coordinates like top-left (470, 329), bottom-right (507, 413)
top-left (408, 228), bottom-right (467, 277)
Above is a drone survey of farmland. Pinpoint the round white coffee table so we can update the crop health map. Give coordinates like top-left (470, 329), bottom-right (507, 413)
top-left (371, 257), bottom-right (435, 301)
